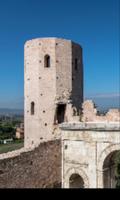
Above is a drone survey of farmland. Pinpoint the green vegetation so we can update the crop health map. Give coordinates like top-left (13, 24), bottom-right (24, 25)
top-left (0, 139), bottom-right (24, 154)
top-left (115, 151), bottom-right (120, 188)
top-left (0, 119), bottom-right (22, 140)
top-left (0, 117), bottom-right (24, 154)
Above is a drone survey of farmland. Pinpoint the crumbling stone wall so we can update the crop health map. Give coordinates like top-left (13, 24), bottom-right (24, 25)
top-left (81, 100), bottom-right (120, 122)
top-left (81, 100), bottom-right (97, 121)
top-left (106, 109), bottom-right (120, 121)
top-left (0, 140), bottom-right (61, 188)
top-left (65, 103), bottom-right (80, 122)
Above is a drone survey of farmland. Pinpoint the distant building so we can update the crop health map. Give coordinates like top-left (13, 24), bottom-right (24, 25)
top-left (16, 123), bottom-right (24, 139)
top-left (0, 138), bottom-right (13, 144)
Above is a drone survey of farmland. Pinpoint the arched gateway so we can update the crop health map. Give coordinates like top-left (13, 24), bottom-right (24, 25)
top-left (63, 167), bottom-right (89, 188)
top-left (60, 122), bottom-right (120, 188)
top-left (69, 174), bottom-right (84, 188)
top-left (97, 144), bottom-right (120, 188)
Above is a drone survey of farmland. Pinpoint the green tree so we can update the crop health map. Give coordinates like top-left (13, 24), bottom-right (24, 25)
top-left (0, 121), bottom-right (16, 140)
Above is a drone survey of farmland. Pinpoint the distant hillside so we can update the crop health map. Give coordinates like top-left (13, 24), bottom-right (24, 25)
top-left (0, 108), bottom-right (24, 116)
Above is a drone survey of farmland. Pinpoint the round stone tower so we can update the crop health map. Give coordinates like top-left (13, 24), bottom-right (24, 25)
top-left (24, 37), bottom-right (83, 148)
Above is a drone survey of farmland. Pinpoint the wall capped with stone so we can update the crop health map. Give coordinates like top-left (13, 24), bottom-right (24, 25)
top-left (0, 140), bottom-right (61, 188)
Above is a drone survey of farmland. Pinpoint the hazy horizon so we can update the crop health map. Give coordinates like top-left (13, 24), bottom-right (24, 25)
top-left (0, 92), bottom-right (119, 112)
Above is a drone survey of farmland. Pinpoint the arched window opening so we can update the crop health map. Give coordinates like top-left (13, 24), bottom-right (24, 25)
top-left (44, 55), bottom-right (50, 68)
top-left (31, 102), bottom-right (35, 115)
top-left (103, 151), bottom-right (120, 188)
top-left (69, 173), bottom-right (84, 188)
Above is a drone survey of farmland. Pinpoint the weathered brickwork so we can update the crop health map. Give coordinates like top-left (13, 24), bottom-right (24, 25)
top-left (0, 140), bottom-right (61, 188)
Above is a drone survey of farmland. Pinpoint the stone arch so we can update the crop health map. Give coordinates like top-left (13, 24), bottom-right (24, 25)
top-left (64, 167), bottom-right (89, 188)
top-left (98, 143), bottom-right (120, 171)
top-left (97, 143), bottom-right (120, 188)
top-left (69, 173), bottom-right (84, 188)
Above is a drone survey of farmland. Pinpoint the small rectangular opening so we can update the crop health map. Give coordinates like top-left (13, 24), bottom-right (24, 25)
top-left (75, 58), bottom-right (78, 70)
top-left (54, 104), bottom-right (66, 124)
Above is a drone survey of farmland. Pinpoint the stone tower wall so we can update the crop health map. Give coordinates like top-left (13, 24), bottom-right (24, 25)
top-left (55, 39), bottom-right (72, 102)
top-left (24, 38), bottom-right (83, 148)
top-left (71, 42), bottom-right (83, 110)
top-left (24, 38), bottom-right (57, 148)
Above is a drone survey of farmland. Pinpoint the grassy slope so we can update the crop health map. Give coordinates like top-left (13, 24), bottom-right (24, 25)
top-left (0, 141), bottom-right (24, 154)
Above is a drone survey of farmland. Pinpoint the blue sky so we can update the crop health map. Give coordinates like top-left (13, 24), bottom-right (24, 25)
top-left (0, 0), bottom-right (119, 110)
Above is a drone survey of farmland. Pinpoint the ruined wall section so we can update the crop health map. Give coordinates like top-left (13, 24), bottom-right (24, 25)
top-left (81, 100), bottom-right (120, 122)
top-left (106, 109), bottom-right (120, 122)
top-left (0, 140), bottom-right (61, 188)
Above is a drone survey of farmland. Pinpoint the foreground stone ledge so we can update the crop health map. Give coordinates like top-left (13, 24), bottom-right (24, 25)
top-left (0, 146), bottom-right (36, 160)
